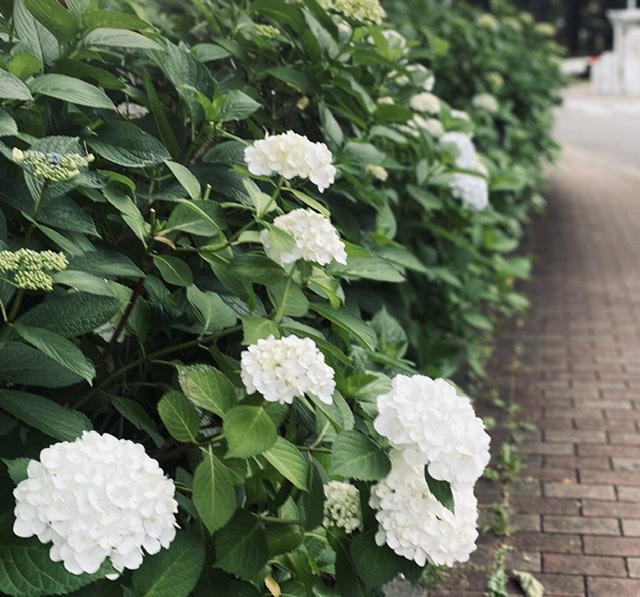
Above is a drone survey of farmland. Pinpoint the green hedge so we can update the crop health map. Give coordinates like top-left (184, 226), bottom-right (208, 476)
top-left (0, 0), bottom-right (563, 595)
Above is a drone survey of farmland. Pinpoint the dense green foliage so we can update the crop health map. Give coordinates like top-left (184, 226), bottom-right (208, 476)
top-left (0, 0), bottom-right (563, 595)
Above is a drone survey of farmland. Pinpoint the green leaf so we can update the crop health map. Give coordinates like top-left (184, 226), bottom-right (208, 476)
top-left (265, 524), bottom-right (303, 557)
top-left (83, 28), bottom-right (163, 50)
top-left (2, 457), bottom-right (30, 485)
top-left (425, 466), bottom-right (455, 513)
top-left (0, 342), bottom-right (84, 388)
top-left (0, 389), bottom-right (91, 441)
top-left (177, 364), bottom-right (236, 417)
top-left (158, 391), bottom-right (201, 443)
top-left (218, 90), bottom-right (261, 122)
top-left (192, 448), bottom-right (236, 534)
top-left (461, 311), bottom-right (493, 331)
top-left (265, 66), bottom-right (312, 93)
top-left (110, 395), bottom-right (164, 449)
top-left (330, 431), bottom-right (390, 481)
top-left (164, 201), bottom-right (224, 237)
top-left (0, 515), bottom-right (107, 597)
top-left (24, 0), bottom-right (79, 43)
top-left (153, 255), bottom-right (193, 287)
top-left (328, 243), bottom-right (405, 283)
top-left (88, 121), bottom-right (170, 167)
top-left (224, 405), bottom-right (277, 458)
top-left (332, 534), bottom-right (367, 597)
top-left (310, 303), bottom-right (377, 351)
top-left (302, 459), bottom-right (325, 529)
top-left (0, 109), bottom-right (18, 137)
top-left (263, 437), bottom-right (309, 491)
top-left (215, 510), bottom-right (268, 579)
top-left (267, 279), bottom-right (309, 318)
top-left (68, 251), bottom-right (144, 280)
top-left (132, 531), bottom-right (204, 597)
top-left (16, 292), bottom-right (120, 337)
top-left (191, 43), bottom-right (232, 62)
top-left (240, 315), bottom-right (280, 345)
top-left (186, 286), bottom-right (238, 332)
top-left (13, 325), bottom-right (96, 383)
top-left (29, 74), bottom-right (115, 110)
top-left (13, 0), bottom-right (59, 65)
top-left (165, 161), bottom-right (201, 200)
top-left (0, 69), bottom-right (34, 101)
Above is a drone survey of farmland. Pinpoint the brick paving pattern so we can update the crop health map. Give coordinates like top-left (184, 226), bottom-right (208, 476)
top-left (426, 148), bottom-right (640, 596)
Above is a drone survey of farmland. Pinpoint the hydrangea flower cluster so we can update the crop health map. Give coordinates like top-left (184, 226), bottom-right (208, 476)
top-left (319, 0), bottom-right (386, 24)
top-left (240, 335), bottom-right (336, 405)
top-left (244, 131), bottom-right (336, 192)
top-left (367, 164), bottom-right (389, 181)
top-left (323, 481), bottom-right (363, 534)
top-left (370, 452), bottom-right (479, 567)
top-left (374, 375), bottom-right (491, 490)
top-left (0, 248), bottom-right (68, 291)
top-left (13, 431), bottom-right (178, 577)
top-left (440, 132), bottom-right (489, 210)
top-left (12, 148), bottom-right (94, 181)
top-left (116, 102), bottom-right (150, 120)
top-left (261, 208), bottom-right (347, 266)
top-left (450, 109), bottom-right (471, 122)
top-left (409, 92), bottom-right (441, 114)
top-left (411, 115), bottom-right (445, 138)
top-left (477, 13), bottom-right (500, 31)
top-left (472, 93), bottom-right (499, 114)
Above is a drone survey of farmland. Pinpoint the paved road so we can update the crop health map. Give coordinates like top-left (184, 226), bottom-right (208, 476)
top-left (554, 85), bottom-right (640, 172)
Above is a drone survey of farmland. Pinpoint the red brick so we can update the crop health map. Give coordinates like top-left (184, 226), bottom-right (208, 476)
top-left (609, 432), bottom-right (640, 445)
top-left (543, 553), bottom-right (626, 576)
top-left (579, 444), bottom-right (640, 457)
top-left (543, 515), bottom-right (620, 535)
top-left (545, 455), bottom-right (611, 470)
top-left (512, 496), bottom-right (581, 516)
top-left (584, 536), bottom-right (640, 556)
top-left (587, 577), bottom-right (640, 596)
top-left (629, 557), bottom-right (640, 578)
top-left (581, 470), bottom-right (640, 486)
top-left (544, 482), bottom-right (616, 500)
top-left (583, 500), bottom-right (640, 518)
top-left (624, 520), bottom-right (640, 536)
top-left (527, 573), bottom-right (585, 596)
top-left (613, 458), bottom-right (640, 471)
top-left (522, 467), bottom-right (577, 483)
top-left (545, 429), bottom-right (608, 443)
top-left (618, 486), bottom-right (640, 502)
top-left (508, 532), bottom-right (582, 554)
top-left (520, 442), bottom-right (576, 456)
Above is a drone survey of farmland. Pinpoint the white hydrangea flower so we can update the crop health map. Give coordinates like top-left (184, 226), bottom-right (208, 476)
top-left (409, 92), bottom-right (441, 114)
top-left (450, 109), bottom-right (471, 121)
top-left (260, 208), bottom-right (347, 266)
top-left (241, 335), bottom-right (336, 405)
top-left (367, 164), bottom-right (389, 181)
top-left (440, 132), bottom-right (490, 210)
top-left (411, 115), bottom-right (445, 138)
top-left (244, 131), bottom-right (337, 192)
top-left (13, 432), bottom-right (178, 577)
top-left (472, 93), bottom-right (499, 114)
top-left (377, 96), bottom-right (395, 105)
top-left (370, 452), bottom-right (479, 567)
top-left (116, 102), bottom-right (149, 120)
top-left (381, 29), bottom-right (408, 52)
top-left (373, 375), bottom-right (490, 490)
top-left (323, 481), bottom-right (363, 534)
top-left (406, 64), bottom-right (435, 91)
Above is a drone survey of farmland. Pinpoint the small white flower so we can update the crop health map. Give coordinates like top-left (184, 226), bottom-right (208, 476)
top-left (261, 208), bottom-right (347, 266)
top-left (450, 109), bottom-right (471, 122)
top-left (323, 481), bottom-right (363, 534)
top-left (116, 102), bottom-right (149, 120)
top-left (411, 115), bottom-right (445, 138)
top-left (241, 335), bottom-right (336, 405)
top-left (409, 92), bottom-right (441, 115)
top-left (370, 451), bottom-right (479, 567)
top-left (244, 131), bottom-right (337, 193)
top-left (472, 93), bottom-right (499, 114)
top-left (377, 96), bottom-right (395, 105)
top-left (373, 374), bottom-right (491, 490)
top-left (13, 432), bottom-right (178, 577)
top-left (367, 164), bottom-right (389, 181)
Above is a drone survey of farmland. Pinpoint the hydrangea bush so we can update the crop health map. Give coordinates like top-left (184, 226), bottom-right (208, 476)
top-left (0, 0), bottom-right (562, 595)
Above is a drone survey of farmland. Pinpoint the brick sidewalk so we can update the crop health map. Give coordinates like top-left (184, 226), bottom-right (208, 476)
top-left (427, 147), bottom-right (640, 596)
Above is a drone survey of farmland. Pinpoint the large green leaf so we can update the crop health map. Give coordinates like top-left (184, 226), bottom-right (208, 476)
top-left (330, 431), bottom-right (390, 481)
top-left (163, 201), bottom-right (225, 237)
top-left (186, 286), bottom-right (237, 333)
top-left (24, 0), bottom-right (79, 43)
top-left (310, 303), bottom-right (377, 351)
top-left (132, 531), bottom-right (204, 597)
top-left (332, 533), bottom-right (367, 597)
top-left (424, 466), bottom-right (455, 513)
top-left (218, 90), bottom-right (261, 122)
top-left (13, 0), bottom-right (59, 65)
top-left (83, 28), bottom-right (163, 50)
top-left (0, 513), bottom-right (105, 597)
top-left (13, 325), bottom-right (96, 383)
top-left (214, 511), bottom-right (268, 579)
top-left (240, 315), bottom-right (280, 345)
top-left (224, 405), bottom-right (277, 458)
top-left (153, 255), bottom-right (193, 287)
top-left (165, 161), bottom-right (201, 200)
top-left (158, 391), bottom-right (201, 443)
top-left (0, 69), bottom-right (34, 101)
top-left (88, 121), bottom-right (170, 167)
top-left (110, 396), bottom-right (164, 448)
top-left (177, 364), bottom-right (235, 417)
top-left (0, 389), bottom-right (91, 441)
top-left (192, 449), bottom-right (236, 534)
top-left (29, 74), bottom-right (115, 110)
top-left (263, 437), bottom-right (308, 491)
top-left (67, 251), bottom-right (144, 280)
top-left (327, 243), bottom-right (405, 283)
top-left (0, 109), bottom-right (18, 137)
top-left (15, 292), bottom-right (120, 337)
top-left (0, 342), bottom-right (84, 388)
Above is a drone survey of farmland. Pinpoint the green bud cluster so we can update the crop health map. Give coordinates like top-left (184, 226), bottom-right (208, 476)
top-left (12, 148), bottom-right (95, 182)
top-left (255, 24), bottom-right (280, 39)
top-left (318, 0), bottom-right (386, 25)
top-left (0, 248), bottom-right (68, 291)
